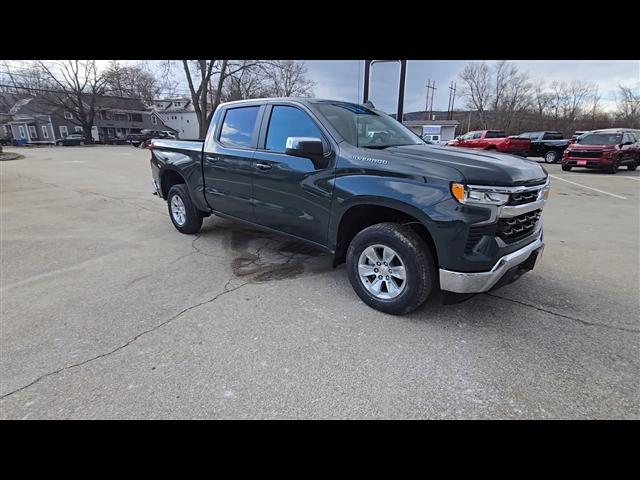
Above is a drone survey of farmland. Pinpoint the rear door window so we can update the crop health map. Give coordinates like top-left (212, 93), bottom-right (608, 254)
top-left (219, 106), bottom-right (261, 148)
top-left (543, 132), bottom-right (563, 140)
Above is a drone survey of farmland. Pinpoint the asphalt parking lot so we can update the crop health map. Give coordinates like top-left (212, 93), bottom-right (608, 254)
top-left (1, 145), bottom-right (638, 419)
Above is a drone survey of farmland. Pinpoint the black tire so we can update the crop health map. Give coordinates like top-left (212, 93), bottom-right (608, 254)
top-left (544, 150), bottom-right (559, 163)
top-left (628, 156), bottom-right (638, 171)
top-left (607, 157), bottom-right (621, 174)
top-left (167, 184), bottom-right (203, 234)
top-left (561, 164), bottom-right (572, 171)
top-left (132, 142), bottom-right (140, 148)
top-left (346, 222), bottom-right (436, 315)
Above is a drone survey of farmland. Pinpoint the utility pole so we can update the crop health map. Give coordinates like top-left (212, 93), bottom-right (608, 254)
top-left (447, 81), bottom-right (457, 120)
top-left (425, 80), bottom-right (436, 121)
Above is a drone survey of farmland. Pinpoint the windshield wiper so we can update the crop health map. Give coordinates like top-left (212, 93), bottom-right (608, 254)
top-left (360, 144), bottom-right (415, 150)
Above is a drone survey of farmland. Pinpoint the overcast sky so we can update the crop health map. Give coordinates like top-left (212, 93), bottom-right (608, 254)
top-left (81, 59), bottom-right (640, 113)
top-left (304, 60), bottom-right (639, 113)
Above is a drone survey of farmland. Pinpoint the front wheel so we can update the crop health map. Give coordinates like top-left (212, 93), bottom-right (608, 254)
top-left (607, 157), bottom-right (621, 174)
top-left (561, 164), bottom-right (572, 171)
top-left (346, 223), bottom-right (436, 315)
top-left (544, 150), bottom-right (559, 163)
top-left (167, 184), bottom-right (203, 234)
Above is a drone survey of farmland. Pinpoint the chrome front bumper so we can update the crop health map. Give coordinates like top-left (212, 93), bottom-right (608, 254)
top-left (439, 232), bottom-right (544, 294)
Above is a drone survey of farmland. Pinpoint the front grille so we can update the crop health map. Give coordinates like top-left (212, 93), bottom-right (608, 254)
top-left (507, 190), bottom-right (539, 206)
top-left (569, 150), bottom-right (602, 158)
top-left (497, 209), bottom-right (541, 243)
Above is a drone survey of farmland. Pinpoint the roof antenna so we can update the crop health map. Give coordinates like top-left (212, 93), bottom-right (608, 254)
top-left (363, 100), bottom-right (375, 109)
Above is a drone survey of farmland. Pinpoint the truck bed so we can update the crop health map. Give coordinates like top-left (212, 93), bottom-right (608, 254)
top-left (151, 139), bottom-right (204, 152)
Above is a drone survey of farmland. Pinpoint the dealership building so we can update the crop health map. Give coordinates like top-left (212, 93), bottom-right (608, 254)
top-left (401, 119), bottom-right (460, 143)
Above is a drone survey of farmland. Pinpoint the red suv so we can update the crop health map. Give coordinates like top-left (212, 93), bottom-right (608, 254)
top-left (562, 129), bottom-right (639, 173)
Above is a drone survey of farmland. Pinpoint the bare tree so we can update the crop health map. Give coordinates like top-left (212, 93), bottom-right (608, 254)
top-left (34, 60), bottom-right (107, 143)
top-left (615, 84), bottom-right (640, 128)
top-left (1, 61), bottom-right (53, 93)
top-left (560, 81), bottom-right (593, 132)
top-left (221, 60), bottom-right (315, 102)
top-left (491, 61), bottom-right (533, 131)
top-left (103, 61), bottom-right (160, 104)
top-left (222, 65), bottom-right (270, 102)
top-left (587, 86), bottom-right (601, 129)
top-left (259, 60), bottom-right (315, 97)
top-left (181, 60), bottom-right (263, 139)
top-left (532, 80), bottom-right (553, 129)
top-left (458, 62), bottom-right (492, 129)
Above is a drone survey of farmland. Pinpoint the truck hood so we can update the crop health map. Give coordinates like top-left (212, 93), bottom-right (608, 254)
top-left (360, 144), bottom-right (547, 186)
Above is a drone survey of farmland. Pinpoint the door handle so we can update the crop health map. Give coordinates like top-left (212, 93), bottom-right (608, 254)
top-left (255, 162), bottom-right (272, 171)
top-left (205, 155), bottom-right (220, 163)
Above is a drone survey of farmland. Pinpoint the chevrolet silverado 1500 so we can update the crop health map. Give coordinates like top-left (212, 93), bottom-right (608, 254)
top-left (447, 130), bottom-right (531, 156)
top-left (519, 131), bottom-right (570, 163)
top-left (150, 98), bottom-right (549, 314)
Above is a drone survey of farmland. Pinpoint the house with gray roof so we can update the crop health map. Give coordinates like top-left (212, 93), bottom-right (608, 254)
top-left (0, 93), bottom-right (174, 144)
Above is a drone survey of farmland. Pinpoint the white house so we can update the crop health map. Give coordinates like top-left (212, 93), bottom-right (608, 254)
top-left (153, 98), bottom-right (200, 139)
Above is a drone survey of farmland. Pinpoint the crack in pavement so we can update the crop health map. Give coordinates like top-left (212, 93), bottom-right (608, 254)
top-left (11, 173), bottom-right (164, 216)
top-left (0, 280), bottom-right (251, 401)
top-left (191, 234), bottom-right (226, 258)
top-left (484, 292), bottom-right (640, 333)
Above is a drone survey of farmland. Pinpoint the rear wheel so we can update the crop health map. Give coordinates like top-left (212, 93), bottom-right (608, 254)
top-left (346, 223), bottom-right (436, 315)
top-left (167, 184), bottom-right (203, 234)
top-left (628, 155), bottom-right (638, 171)
top-left (544, 150), bottom-right (559, 163)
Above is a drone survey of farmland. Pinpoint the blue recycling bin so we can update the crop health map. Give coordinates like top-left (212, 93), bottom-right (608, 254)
top-left (14, 138), bottom-right (27, 146)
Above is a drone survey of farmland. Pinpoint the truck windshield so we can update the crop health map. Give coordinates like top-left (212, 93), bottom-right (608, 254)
top-left (578, 133), bottom-right (622, 145)
top-left (314, 101), bottom-right (424, 149)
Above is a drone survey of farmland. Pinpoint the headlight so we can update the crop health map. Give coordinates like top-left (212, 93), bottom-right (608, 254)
top-left (451, 183), bottom-right (509, 206)
top-left (539, 185), bottom-right (550, 200)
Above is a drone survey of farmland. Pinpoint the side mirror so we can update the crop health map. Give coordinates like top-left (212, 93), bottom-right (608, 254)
top-left (285, 137), bottom-right (327, 169)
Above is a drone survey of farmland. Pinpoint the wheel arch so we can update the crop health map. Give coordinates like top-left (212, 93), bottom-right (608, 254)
top-left (331, 198), bottom-right (439, 268)
top-left (159, 167), bottom-right (186, 200)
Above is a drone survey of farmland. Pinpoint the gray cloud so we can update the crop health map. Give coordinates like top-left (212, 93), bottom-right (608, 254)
top-left (306, 60), bottom-right (639, 113)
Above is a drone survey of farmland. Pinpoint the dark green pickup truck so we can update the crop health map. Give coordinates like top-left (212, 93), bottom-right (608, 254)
top-left (149, 98), bottom-right (549, 314)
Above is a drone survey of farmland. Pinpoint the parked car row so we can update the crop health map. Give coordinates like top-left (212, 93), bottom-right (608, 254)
top-left (50, 130), bottom-right (178, 147)
top-left (128, 130), bottom-right (176, 148)
top-left (444, 128), bottom-right (640, 173)
top-left (447, 130), bottom-right (531, 156)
